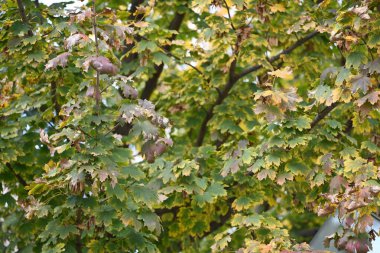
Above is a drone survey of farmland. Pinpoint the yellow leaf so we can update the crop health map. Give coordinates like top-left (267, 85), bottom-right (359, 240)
top-left (134, 21), bottom-right (149, 28)
top-left (118, 5), bottom-right (127, 11)
top-left (268, 66), bottom-right (294, 80)
top-left (238, 121), bottom-right (249, 132)
top-left (270, 3), bottom-right (285, 13)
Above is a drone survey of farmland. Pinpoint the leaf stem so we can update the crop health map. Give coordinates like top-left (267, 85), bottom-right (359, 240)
top-left (92, 0), bottom-right (101, 115)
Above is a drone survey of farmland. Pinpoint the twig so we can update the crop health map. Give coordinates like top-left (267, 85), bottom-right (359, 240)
top-left (236, 31), bottom-right (319, 80)
top-left (223, 0), bottom-right (236, 31)
top-left (310, 102), bottom-right (339, 129)
top-left (16, 0), bottom-right (33, 36)
top-left (5, 163), bottom-right (27, 186)
top-left (92, 0), bottom-right (101, 112)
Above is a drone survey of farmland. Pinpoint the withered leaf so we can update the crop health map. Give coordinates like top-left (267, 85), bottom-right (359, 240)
top-left (65, 33), bottom-right (89, 49)
top-left (83, 56), bottom-right (119, 75)
top-left (45, 52), bottom-right (71, 70)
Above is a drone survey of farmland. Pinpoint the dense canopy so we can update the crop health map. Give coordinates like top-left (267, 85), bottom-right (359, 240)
top-left (1, 0), bottom-right (380, 252)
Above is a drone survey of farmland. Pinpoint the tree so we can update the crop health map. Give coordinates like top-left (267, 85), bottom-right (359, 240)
top-left (1, 0), bottom-right (380, 252)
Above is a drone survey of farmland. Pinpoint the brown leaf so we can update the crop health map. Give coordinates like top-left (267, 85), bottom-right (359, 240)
top-left (276, 172), bottom-right (293, 185)
top-left (357, 215), bottom-right (373, 233)
top-left (86, 86), bottom-right (95, 97)
top-left (352, 6), bottom-right (370, 20)
top-left (83, 56), bottom-right (119, 75)
top-left (142, 138), bottom-right (172, 163)
top-left (122, 84), bottom-right (138, 99)
top-left (45, 52), bottom-right (71, 70)
top-left (39, 129), bottom-right (50, 144)
top-left (65, 33), bottom-right (89, 49)
top-left (257, 169), bottom-right (276, 181)
top-left (329, 175), bottom-right (347, 193)
top-left (355, 91), bottom-right (380, 107)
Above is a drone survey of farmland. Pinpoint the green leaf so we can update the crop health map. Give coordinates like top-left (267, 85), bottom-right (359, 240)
top-left (285, 161), bottom-right (309, 176)
top-left (130, 185), bottom-right (158, 208)
top-left (345, 51), bottom-right (366, 69)
top-left (121, 165), bottom-right (145, 180)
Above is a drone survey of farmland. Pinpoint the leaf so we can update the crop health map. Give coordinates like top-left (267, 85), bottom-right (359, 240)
top-left (363, 59), bottom-right (380, 74)
top-left (152, 52), bottom-right (171, 65)
top-left (121, 165), bottom-right (145, 180)
top-left (320, 67), bottom-right (337, 84)
top-left (65, 33), bottom-right (88, 49)
top-left (345, 51), bottom-right (366, 69)
top-left (137, 40), bottom-right (158, 52)
top-left (83, 56), bottom-right (119, 75)
top-left (309, 85), bottom-right (331, 104)
top-left (335, 68), bottom-right (351, 85)
top-left (135, 21), bottom-right (150, 28)
top-left (257, 169), bottom-right (276, 181)
top-left (206, 182), bottom-right (227, 197)
top-left (232, 196), bottom-right (252, 211)
top-left (130, 185), bottom-right (158, 208)
top-left (345, 157), bottom-right (366, 173)
top-left (139, 212), bottom-right (161, 234)
top-left (219, 119), bottom-right (243, 134)
top-left (57, 225), bottom-right (78, 239)
top-left (106, 183), bottom-right (126, 201)
top-left (132, 121), bottom-right (158, 140)
top-left (276, 172), bottom-right (293, 185)
top-left (45, 52), bottom-right (71, 70)
top-left (122, 84), bottom-right (138, 99)
top-left (248, 159), bottom-right (264, 173)
top-left (357, 215), bottom-right (373, 233)
top-left (285, 161), bottom-right (308, 176)
top-left (355, 91), bottom-right (380, 106)
top-left (221, 159), bottom-right (239, 177)
top-left (268, 66), bottom-right (294, 80)
top-left (350, 74), bottom-right (371, 93)
top-left (270, 3), bottom-right (285, 13)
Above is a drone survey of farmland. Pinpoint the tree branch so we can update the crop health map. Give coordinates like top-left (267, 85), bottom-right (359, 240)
top-left (236, 31), bottom-right (319, 80)
top-left (141, 12), bottom-right (185, 100)
top-left (223, 0), bottom-right (236, 31)
top-left (16, 0), bottom-right (33, 36)
top-left (92, 0), bottom-right (101, 109)
top-left (5, 163), bottom-right (27, 187)
top-left (310, 102), bottom-right (339, 129)
top-left (195, 31), bottom-right (320, 146)
top-left (50, 81), bottom-right (61, 121)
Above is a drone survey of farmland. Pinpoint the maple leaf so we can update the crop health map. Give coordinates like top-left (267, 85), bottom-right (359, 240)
top-left (329, 175), bottom-right (347, 193)
top-left (65, 33), bottom-right (89, 49)
top-left (357, 215), bottom-right (373, 233)
top-left (142, 138), bottom-right (172, 163)
top-left (122, 84), bottom-right (138, 99)
top-left (83, 56), bottom-right (119, 75)
top-left (352, 5), bottom-right (370, 20)
top-left (45, 52), bottom-right (71, 70)
top-left (345, 238), bottom-right (371, 253)
top-left (39, 129), bottom-right (50, 144)
top-left (72, 8), bottom-right (92, 22)
top-left (276, 172), bottom-right (293, 185)
top-left (355, 91), bottom-right (380, 107)
top-left (270, 3), bottom-right (285, 13)
top-left (268, 66), bottom-right (294, 80)
top-left (363, 58), bottom-right (380, 74)
top-left (257, 169), bottom-right (276, 181)
top-left (350, 75), bottom-right (371, 93)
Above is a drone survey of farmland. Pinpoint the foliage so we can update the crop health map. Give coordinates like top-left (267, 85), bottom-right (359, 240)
top-left (1, 0), bottom-right (380, 252)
